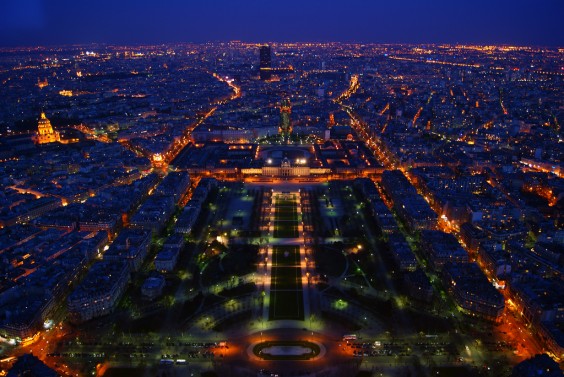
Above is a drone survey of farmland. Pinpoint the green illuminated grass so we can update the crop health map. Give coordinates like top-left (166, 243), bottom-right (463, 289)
top-left (269, 290), bottom-right (304, 320)
top-left (272, 245), bottom-right (300, 266)
top-left (271, 267), bottom-right (302, 290)
top-left (268, 195), bottom-right (303, 320)
top-left (273, 195), bottom-right (299, 238)
top-left (273, 222), bottom-right (299, 238)
top-left (274, 211), bottom-right (297, 221)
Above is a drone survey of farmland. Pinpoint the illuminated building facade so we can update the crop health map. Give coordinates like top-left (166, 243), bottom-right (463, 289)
top-left (259, 45), bottom-right (272, 80)
top-left (37, 77), bottom-right (48, 89)
top-left (67, 261), bottom-right (130, 323)
top-left (33, 112), bottom-right (60, 145)
top-left (262, 157), bottom-right (311, 177)
top-left (442, 262), bottom-right (505, 321)
top-left (279, 98), bottom-right (292, 138)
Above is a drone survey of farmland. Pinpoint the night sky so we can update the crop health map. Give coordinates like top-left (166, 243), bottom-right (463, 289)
top-left (1, 0), bottom-right (563, 47)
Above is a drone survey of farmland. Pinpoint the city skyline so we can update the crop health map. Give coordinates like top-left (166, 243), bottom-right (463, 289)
top-left (0, 40), bottom-right (561, 377)
top-left (1, 0), bottom-right (564, 47)
top-left (0, 1), bottom-right (562, 376)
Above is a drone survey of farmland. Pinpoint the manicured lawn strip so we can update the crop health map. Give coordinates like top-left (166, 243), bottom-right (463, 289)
top-left (274, 212), bottom-right (297, 221)
top-left (275, 201), bottom-right (296, 206)
top-left (272, 246), bottom-right (300, 266)
top-left (268, 290), bottom-right (304, 320)
top-left (273, 220), bottom-right (299, 238)
top-left (275, 198), bottom-right (296, 206)
top-left (275, 213), bottom-right (297, 221)
top-left (274, 219), bottom-right (298, 226)
top-left (274, 245), bottom-right (300, 253)
top-left (275, 213), bottom-right (296, 218)
top-left (275, 204), bottom-right (296, 211)
top-left (271, 267), bottom-right (302, 290)
top-left (275, 205), bottom-right (296, 211)
top-left (274, 221), bottom-right (298, 237)
top-left (268, 194), bottom-right (304, 321)
top-left (275, 208), bottom-right (296, 213)
top-left (275, 205), bottom-right (296, 210)
top-left (273, 227), bottom-right (299, 238)
top-left (274, 221), bottom-right (298, 229)
top-left (274, 197), bottom-right (298, 224)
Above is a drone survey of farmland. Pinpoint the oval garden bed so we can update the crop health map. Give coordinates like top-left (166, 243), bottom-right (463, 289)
top-left (253, 340), bottom-right (321, 360)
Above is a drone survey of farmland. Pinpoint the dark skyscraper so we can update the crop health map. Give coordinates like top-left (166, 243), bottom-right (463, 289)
top-left (259, 45), bottom-right (272, 80)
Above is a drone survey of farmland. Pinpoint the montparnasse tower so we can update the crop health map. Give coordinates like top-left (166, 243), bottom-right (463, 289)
top-left (33, 112), bottom-right (60, 144)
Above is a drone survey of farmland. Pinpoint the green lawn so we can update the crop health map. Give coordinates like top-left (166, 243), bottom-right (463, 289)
top-left (272, 245), bottom-right (300, 266)
top-left (268, 290), bottom-right (304, 320)
top-left (274, 205), bottom-right (298, 221)
top-left (275, 202), bottom-right (296, 209)
top-left (274, 211), bottom-right (297, 221)
top-left (275, 197), bottom-right (296, 205)
top-left (271, 267), bottom-right (302, 290)
top-left (273, 222), bottom-right (299, 238)
top-left (273, 195), bottom-right (299, 238)
top-left (268, 196), bottom-right (304, 320)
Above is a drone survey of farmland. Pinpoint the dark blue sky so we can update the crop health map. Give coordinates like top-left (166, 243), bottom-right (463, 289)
top-left (1, 0), bottom-right (563, 46)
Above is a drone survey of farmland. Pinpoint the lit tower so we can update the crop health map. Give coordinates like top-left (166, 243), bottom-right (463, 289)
top-left (37, 77), bottom-right (48, 89)
top-left (259, 45), bottom-right (272, 80)
top-left (33, 112), bottom-right (60, 144)
top-left (279, 98), bottom-right (292, 139)
top-left (328, 113), bottom-right (336, 128)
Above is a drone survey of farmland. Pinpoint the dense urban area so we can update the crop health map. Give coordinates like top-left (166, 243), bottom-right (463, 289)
top-left (0, 42), bottom-right (562, 377)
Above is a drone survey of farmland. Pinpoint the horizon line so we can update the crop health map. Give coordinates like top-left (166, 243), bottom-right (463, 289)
top-left (0, 40), bottom-right (562, 50)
